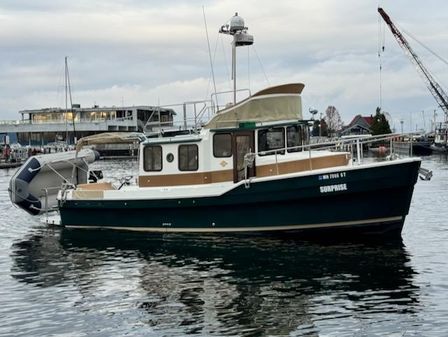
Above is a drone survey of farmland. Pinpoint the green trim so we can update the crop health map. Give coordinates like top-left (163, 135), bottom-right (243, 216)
top-left (239, 121), bottom-right (257, 129)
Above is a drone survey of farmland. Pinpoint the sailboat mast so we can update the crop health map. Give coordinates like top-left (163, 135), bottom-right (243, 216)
top-left (64, 56), bottom-right (77, 145)
top-left (65, 56), bottom-right (69, 144)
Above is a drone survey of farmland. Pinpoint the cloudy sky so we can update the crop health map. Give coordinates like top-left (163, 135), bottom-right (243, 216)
top-left (1, 0), bottom-right (448, 131)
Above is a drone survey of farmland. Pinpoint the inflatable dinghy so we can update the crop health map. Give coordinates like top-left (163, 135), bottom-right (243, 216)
top-left (9, 149), bottom-right (99, 215)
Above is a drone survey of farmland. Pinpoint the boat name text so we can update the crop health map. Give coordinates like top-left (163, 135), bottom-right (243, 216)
top-left (320, 183), bottom-right (348, 193)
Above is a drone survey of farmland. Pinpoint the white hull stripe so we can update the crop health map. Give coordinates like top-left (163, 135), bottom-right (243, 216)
top-left (65, 216), bottom-right (403, 233)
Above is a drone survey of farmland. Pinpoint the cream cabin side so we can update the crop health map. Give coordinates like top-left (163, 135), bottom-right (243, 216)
top-left (137, 122), bottom-right (350, 188)
top-left (138, 130), bottom-right (235, 187)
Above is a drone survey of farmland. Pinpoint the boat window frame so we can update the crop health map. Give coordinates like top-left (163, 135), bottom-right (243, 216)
top-left (178, 144), bottom-right (199, 171)
top-left (302, 125), bottom-right (310, 146)
top-left (213, 132), bottom-right (233, 158)
top-left (257, 126), bottom-right (286, 156)
top-left (287, 125), bottom-right (303, 152)
top-left (143, 145), bottom-right (163, 172)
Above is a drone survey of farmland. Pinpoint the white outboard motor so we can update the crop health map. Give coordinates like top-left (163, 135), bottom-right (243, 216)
top-left (9, 149), bottom-right (99, 215)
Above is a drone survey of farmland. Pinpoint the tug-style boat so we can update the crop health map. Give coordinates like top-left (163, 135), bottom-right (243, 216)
top-left (10, 13), bottom-right (422, 236)
top-left (56, 83), bottom-right (421, 235)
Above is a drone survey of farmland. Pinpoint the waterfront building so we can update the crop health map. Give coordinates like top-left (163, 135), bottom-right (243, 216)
top-left (0, 105), bottom-right (175, 146)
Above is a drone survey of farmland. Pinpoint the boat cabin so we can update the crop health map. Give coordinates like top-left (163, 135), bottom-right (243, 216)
top-left (138, 83), bottom-right (350, 188)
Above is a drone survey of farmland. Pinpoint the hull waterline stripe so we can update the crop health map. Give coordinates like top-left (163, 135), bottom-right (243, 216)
top-left (65, 216), bottom-right (403, 232)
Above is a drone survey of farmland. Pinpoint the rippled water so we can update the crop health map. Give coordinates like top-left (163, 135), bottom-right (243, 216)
top-left (1, 157), bottom-right (448, 336)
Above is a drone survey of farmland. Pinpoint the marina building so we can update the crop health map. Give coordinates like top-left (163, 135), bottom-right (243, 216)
top-left (0, 105), bottom-right (176, 145)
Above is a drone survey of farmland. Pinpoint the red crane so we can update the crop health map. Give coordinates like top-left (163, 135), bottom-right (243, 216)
top-left (378, 7), bottom-right (448, 117)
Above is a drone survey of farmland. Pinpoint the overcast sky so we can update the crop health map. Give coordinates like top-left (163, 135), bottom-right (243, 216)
top-left (1, 0), bottom-right (448, 131)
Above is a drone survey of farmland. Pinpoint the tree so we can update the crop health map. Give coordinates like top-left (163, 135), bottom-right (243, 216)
top-left (320, 119), bottom-right (328, 137)
top-left (324, 106), bottom-right (343, 137)
top-left (311, 120), bottom-right (320, 136)
top-left (311, 119), bottom-right (328, 137)
top-left (370, 107), bottom-right (392, 135)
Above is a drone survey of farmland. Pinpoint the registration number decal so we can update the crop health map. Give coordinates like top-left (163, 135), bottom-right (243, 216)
top-left (318, 172), bottom-right (346, 181)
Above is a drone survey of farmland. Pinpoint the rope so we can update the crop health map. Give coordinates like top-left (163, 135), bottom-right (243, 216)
top-left (253, 45), bottom-right (270, 86)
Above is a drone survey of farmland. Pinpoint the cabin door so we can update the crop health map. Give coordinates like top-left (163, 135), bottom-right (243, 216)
top-left (233, 132), bottom-right (256, 183)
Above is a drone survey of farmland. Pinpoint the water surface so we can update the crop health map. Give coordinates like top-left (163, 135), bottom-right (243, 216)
top-left (1, 157), bottom-right (448, 336)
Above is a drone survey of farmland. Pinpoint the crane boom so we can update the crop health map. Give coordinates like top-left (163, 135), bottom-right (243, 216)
top-left (378, 7), bottom-right (448, 117)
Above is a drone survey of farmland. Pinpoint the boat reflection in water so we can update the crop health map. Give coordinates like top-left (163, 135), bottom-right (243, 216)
top-left (10, 228), bottom-right (420, 336)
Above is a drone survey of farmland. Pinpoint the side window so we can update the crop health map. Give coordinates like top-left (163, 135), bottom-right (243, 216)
top-left (179, 144), bottom-right (198, 171)
top-left (302, 125), bottom-right (310, 145)
top-left (143, 146), bottom-right (162, 171)
top-left (287, 125), bottom-right (302, 152)
top-left (213, 133), bottom-right (232, 157)
top-left (258, 127), bottom-right (285, 156)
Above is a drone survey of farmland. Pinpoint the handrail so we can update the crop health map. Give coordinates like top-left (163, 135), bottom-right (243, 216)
top-left (256, 133), bottom-right (414, 171)
top-left (211, 88), bottom-right (251, 112)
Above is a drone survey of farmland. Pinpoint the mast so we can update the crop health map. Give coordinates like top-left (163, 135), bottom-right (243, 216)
top-left (64, 56), bottom-right (77, 145)
top-left (219, 13), bottom-right (254, 104)
top-left (378, 7), bottom-right (448, 118)
top-left (64, 57), bottom-right (69, 144)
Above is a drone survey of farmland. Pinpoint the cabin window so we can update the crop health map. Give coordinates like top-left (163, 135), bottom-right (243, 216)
top-left (166, 153), bottom-right (174, 163)
top-left (179, 144), bottom-right (198, 171)
top-left (302, 126), bottom-right (310, 145)
top-left (287, 125), bottom-right (303, 152)
top-left (258, 127), bottom-right (285, 156)
top-left (143, 145), bottom-right (162, 171)
top-left (213, 133), bottom-right (232, 157)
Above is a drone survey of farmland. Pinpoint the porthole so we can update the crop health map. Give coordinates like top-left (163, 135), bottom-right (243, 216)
top-left (166, 153), bottom-right (174, 163)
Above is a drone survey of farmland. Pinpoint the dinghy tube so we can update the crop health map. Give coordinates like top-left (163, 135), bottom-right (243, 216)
top-left (9, 149), bottom-right (99, 215)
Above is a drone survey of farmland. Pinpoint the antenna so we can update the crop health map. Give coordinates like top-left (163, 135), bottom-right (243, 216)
top-left (219, 13), bottom-right (254, 104)
top-left (202, 6), bottom-right (218, 109)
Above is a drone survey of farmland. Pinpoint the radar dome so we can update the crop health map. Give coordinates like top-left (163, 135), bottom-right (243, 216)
top-left (230, 13), bottom-right (245, 33)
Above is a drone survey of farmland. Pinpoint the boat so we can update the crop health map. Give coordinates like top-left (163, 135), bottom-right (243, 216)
top-left (10, 13), bottom-right (422, 237)
top-left (410, 134), bottom-right (433, 156)
top-left (0, 143), bottom-right (28, 169)
top-left (9, 148), bottom-right (99, 215)
top-left (431, 122), bottom-right (448, 153)
top-left (54, 82), bottom-right (420, 236)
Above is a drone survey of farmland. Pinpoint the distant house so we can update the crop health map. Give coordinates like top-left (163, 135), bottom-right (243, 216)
top-left (340, 115), bottom-right (373, 135)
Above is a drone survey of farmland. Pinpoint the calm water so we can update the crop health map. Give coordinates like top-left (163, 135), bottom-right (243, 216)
top-left (1, 157), bottom-right (448, 337)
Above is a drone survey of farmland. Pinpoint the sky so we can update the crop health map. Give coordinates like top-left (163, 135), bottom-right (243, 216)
top-left (1, 0), bottom-right (448, 132)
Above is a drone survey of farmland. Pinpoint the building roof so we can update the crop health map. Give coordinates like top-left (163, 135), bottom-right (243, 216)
top-left (340, 115), bottom-right (373, 135)
top-left (347, 115), bottom-right (373, 127)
